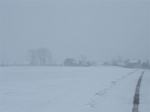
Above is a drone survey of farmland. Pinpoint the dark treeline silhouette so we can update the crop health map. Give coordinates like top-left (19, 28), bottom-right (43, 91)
top-left (0, 50), bottom-right (149, 69)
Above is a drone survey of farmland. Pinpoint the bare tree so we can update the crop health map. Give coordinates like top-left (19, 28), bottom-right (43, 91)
top-left (124, 58), bottom-right (130, 66)
top-left (28, 49), bottom-right (36, 66)
top-left (28, 48), bottom-right (52, 66)
top-left (79, 54), bottom-right (87, 65)
top-left (111, 58), bottom-right (117, 66)
top-left (117, 55), bottom-right (123, 63)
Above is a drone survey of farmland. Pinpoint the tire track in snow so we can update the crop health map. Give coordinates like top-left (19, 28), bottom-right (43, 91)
top-left (132, 71), bottom-right (144, 112)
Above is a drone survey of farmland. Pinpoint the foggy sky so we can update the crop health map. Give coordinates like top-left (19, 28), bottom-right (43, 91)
top-left (0, 0), bottom-right (150, 63)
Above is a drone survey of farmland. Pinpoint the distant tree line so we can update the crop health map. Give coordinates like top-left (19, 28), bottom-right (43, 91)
top-left (0, 50), bottom-right (149, 69)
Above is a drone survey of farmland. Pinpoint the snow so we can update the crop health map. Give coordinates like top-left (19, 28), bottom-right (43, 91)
top-left (139, 70), bottom-right (150, 112)
top-left (0, 66), bottom-right (149, 112)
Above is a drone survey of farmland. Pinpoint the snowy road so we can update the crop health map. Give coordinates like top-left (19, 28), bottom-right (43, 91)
top-left (0, 67), bottom-right (149, 112)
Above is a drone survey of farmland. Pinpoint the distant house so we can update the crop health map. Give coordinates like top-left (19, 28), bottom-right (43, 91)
top-left (64, 58), bottom-right (78, 66)
top-left (126, 59), bottom-right (142, 68)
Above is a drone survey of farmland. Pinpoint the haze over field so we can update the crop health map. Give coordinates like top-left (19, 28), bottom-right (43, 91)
top-left (0, 0), bottom-right (150, 63)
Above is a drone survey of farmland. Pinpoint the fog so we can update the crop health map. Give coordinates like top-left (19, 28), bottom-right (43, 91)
top-left (0, 0), bottom-right (150, 63)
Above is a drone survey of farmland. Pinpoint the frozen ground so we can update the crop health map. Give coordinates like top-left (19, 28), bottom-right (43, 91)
top-left (0, 66), bottom-right (149, 112)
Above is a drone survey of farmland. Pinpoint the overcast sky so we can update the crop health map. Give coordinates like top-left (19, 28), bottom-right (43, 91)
top-left (0, 0), bottom-right (150, 63)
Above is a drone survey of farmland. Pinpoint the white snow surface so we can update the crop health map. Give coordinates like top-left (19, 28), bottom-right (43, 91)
top-left (0, 66), bottom-right (149, 112)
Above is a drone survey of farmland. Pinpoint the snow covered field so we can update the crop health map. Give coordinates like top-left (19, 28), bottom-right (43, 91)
top-left (0, 66), bottom-right (149, 112)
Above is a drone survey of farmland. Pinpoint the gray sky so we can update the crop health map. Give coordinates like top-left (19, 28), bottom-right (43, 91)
top-left (0, 0), bottom-right (150, 63)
